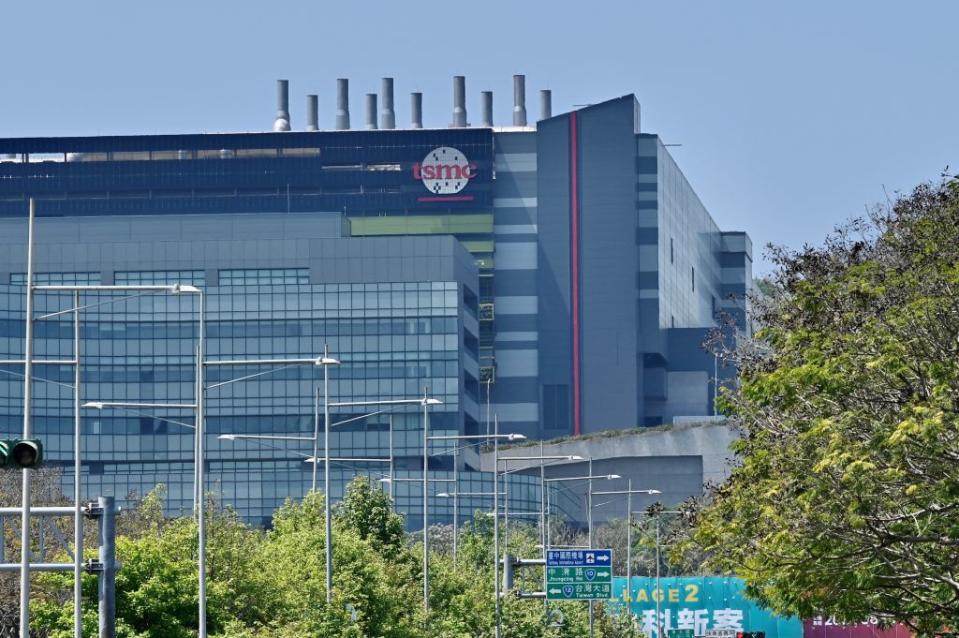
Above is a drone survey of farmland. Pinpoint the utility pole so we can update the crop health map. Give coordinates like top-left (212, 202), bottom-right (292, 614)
top-left (422, 386), bottom-right (430, 615)
top-left (323, 344), bottom-right (333, 604)
top-left (493, 415), bottom-right (501, 638)
top-left (588, 457), bottom-right (594, 638)
top-left (626, 479), bottom-right (632, 606)
top-left (97, 496), bottom-right (117, 638)
top-left (19, 197), bottom-right (36, 637)
top-left (655, 515), bottom-right (662, 638)
top-left (73, 290), bottom-right (83, 638)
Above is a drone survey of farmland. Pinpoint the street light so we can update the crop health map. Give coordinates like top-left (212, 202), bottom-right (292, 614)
top-left (496, 455), bottom-right (583, 553)
top-left (418, 422), bottom-right (526, 637)
top-left (545, 466), bottom-right (621, 638)
top-left (328, 393), bottom-right (441, 608)
top-left (86, 349), bottom-right (326, 638)
top-left (591, 484), bottom-right (661, 604)
top-left (17, 276), bottom-right (201, 638)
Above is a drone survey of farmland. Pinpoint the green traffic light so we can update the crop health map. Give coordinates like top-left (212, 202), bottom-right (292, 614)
top-left (0, 440), bottom-right (9, 467)
top-left (12, 439), bottom-right (42, 468)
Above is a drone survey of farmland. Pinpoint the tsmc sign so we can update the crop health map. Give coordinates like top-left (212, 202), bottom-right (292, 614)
top-left (412, 146), bottom-right (476, 198)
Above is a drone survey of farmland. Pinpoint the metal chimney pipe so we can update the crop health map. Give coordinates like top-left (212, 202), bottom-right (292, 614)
top-left (512, 74), bottom-right (527, 127)
top-left (335, 78), bottom-right (350, 130)
top-left (306, 94), bottom-right (318, 131)
top-left (410, 92), bottom-right (423, 129)
top-left (274, 79), bottom-right (291, 132)
top-left (366, 93), bottom-right (378, 130)
top-left (452, 75), bottom-right (467, 127)
top-left (540, 89), bottom-right (552, 121)
top-left (480, 91), bottom-right (493, 127)
top-left (381, 77), bottom-right (396, 129)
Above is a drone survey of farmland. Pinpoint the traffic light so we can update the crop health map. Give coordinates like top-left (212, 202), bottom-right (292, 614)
top-left (0, 439), bottom-right (43, 468)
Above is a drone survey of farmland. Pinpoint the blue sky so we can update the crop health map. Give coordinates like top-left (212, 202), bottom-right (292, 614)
top-left (2, 1), bottom-right (955, 273)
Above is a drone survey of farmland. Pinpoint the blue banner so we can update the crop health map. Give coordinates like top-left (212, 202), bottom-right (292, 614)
top-left (610, 576), bottom-right (803, 638)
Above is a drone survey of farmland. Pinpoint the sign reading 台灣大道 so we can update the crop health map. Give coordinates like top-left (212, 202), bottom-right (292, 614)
top-left (546, 549), bottom-right (613, 601)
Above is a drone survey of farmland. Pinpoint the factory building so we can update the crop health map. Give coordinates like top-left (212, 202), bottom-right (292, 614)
top-left (0, 75), bottom-right (750, 524)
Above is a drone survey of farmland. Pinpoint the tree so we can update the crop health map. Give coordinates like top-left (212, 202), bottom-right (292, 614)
top-left (692, 178), bottom-right (959, 636)
top-left (333, 476), bottom-right (405, 558)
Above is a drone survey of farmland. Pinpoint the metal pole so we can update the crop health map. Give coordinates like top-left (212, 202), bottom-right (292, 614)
top-left (655, 515), bottom-right (661, 638)
top-left (493, 415), bottom-right (501, 638)
top-left (312, 386), bottom-right (319, 492)
top-left (452, 446), bottom-right (459, 565)
top-left (197, 292), bottom-right (207, 638)
top-left (324, 344), bottom-right (333, 603)
top-left (540, 441), bottom-right (547, 613)
top-left (19, 197), bottom-right (36, 638)
top-left (588, 457), bottom-right (594, 638)
top-left (74, 290), bottom-right (83, 638)
top-left (193, 370), bottom-right (199, 516)
top-left (97, 496), bottom-right (116, 638)
top-left (626, 479), bottom-right (632, 606)
top-left (422, 386), bottom-right (430, 615)
top-left (503, 459), bottom-right (509, 553)
top-left (388, 415), bottom-right (394, 502)
top-left (485, 377), bottom-right (491, 439)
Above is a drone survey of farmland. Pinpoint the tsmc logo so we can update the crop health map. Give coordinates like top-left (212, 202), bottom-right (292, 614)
top-left (412, 147), bottom-right (476, 195)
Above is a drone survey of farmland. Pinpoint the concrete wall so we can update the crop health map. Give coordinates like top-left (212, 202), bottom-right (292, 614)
top-left (480, 421), bottom-right (738, 525)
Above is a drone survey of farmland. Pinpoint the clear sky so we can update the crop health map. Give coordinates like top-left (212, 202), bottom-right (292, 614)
top-left (2, 1), bottom-right (955, 274)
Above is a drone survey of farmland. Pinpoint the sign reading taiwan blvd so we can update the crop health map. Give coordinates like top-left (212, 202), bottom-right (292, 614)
top-left (546, 549), bottom-right (613, 601)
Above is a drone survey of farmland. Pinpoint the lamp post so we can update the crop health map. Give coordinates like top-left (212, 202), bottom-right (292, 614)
top-left (427, 428), bottom-right (524, 619)
top-left (627, 509), bottom-right (679, 638)
top-left (19, 280), bottom-right (200, 638)
top-left (591, 484), bottom-right (661, 605)
top-left (436, 490), bottom-right (500, 563)
top-left (543, 468), bottom-right (621, 638)
top-left (87, 351), bottom-right (325, 638)
top-left (328, 394), bottom-right (441, 606)
top-left (428, 432), bottom-right (529, 569)
top-left (495, 452), bottom-right (582, 609)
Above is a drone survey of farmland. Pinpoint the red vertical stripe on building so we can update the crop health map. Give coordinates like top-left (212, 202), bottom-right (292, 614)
top-left (570, 112), bottom-right (581, 436)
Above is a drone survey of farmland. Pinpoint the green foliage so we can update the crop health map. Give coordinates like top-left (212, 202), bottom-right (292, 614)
top-left (691, 178), bottom-right (959, 636)
top-left (334, 476), bottom-right (406, 557)
top-left (31, 480), bottom-right (644, 637)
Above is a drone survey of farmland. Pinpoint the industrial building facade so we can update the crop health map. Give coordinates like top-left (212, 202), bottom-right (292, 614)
top-left (0, 76), bottom-right (750, 523)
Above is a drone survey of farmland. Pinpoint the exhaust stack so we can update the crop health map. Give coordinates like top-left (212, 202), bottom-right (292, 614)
top-left (480, 91), bottom-right (493, 127)
top-left (452, 75), bottom-right (467, 127)
top-left (512, 74), bottom-right (527, 127)
top-left (380, 78), bottom-right (396, 129)
top-left (366, 93), bottom-right (378, 129)
top-left (410, 92), bottom-right (423, 129)
top-left (306, 94), bottom-right (318, 131)
top-left (273, 79), bottom-right (291, 132)
top-left (540, 89), bottom-right (552, 121)
top-left (335, 78), bottom-right (350, 130)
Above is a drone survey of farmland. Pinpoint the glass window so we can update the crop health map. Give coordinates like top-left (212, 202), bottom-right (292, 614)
top-left (219, 268), bottom-right (309, 286)
top-left (10, 272), bottom-right (101, 286)
top-left (115, 270), bottom-right (206, 286)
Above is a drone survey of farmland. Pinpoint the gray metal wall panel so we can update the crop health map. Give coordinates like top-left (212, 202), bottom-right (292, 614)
top-left (535, 114), bottom-right (573, 437)
top-left (578, 97), bottom-right (640, 432)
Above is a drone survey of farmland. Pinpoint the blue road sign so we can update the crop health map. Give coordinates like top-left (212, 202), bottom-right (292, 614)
top-left (546, 549), bottom-right (613, 567)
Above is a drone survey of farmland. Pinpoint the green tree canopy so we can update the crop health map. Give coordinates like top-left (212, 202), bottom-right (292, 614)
top-left (692, 178), bottom-right (959, 636)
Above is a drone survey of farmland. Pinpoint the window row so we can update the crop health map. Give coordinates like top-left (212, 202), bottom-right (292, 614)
top-left (0, 317), bottom-right (458, 340)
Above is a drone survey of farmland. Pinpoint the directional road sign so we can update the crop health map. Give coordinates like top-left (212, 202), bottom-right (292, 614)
top-left (546, 549), bottom-right (612, 567)
top-left (546, 549), bottom-right (613, 600)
